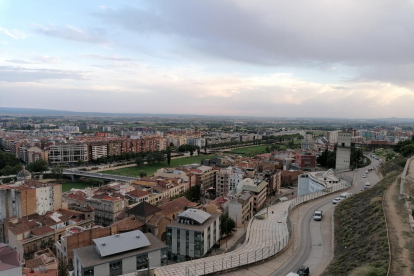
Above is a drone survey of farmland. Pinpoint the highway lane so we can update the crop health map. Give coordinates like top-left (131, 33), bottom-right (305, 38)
top-left (271, 156), bottom-right (382, 276)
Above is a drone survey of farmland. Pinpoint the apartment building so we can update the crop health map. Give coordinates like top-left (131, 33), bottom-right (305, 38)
top-left (7, 209), bottom-right (94, 260)
top-left (166, 209), bottom-right (220, 262)
top-left (87, 142), bottom-right (108, 160)
top-left (73, 230), bottom-right (167, 276)
top-left (49, 142), bottom-right (88, 164)
top-left (239, 178), bottom-right (268, 212)
top-left (191, 166), bottom-right (216, 191)
top-left (216, 168), bottom-right (244, 197)
top-left (26, 146), bottom-right (49, 164)
top-left (0, 180), bottom-right (62, 243)
top-left (62, 189), bottom-right (128, 227)
top-left (55, 225), bottom-right (117, 271)
top-left (228, 192), bottom-right (254, 227)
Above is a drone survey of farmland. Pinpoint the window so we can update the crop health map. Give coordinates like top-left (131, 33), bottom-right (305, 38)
top-left (84, 268), bottom-right (94, 276)
top-left (109, 261), bottom-right (122, 276)
top-left (136, 254), bottom-right (148, 270)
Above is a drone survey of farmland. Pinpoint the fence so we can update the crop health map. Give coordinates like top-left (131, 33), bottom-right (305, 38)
top-left (185, 180), bottom-right (352, 276)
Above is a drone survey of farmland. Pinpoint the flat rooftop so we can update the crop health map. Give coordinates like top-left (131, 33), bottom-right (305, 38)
top-left (73, 233), bottom-right (166, 268)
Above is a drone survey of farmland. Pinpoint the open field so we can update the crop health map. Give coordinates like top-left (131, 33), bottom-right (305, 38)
top-left (101, 154), bottom-right (217, 177)
top-left (57, 180), bottom-right (99, 192)
top-left (229, 144), bottom-right (286, 155)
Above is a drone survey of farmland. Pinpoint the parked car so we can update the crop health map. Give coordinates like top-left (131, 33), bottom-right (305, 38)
top-left (340, 192), bottom-right (354, 199)
top-left (332, 197), bottom-right (341, 204)
top-left (314, 210), bottom-right (323, 221)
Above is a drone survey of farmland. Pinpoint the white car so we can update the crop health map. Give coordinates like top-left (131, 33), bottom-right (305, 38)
top-left (362, 174), bottom-right (367, 178)
top-left (365, 182), bottom-right (370, 187)
top-left (314, 211), bottom-right (323, 221)
top-left (332, 197), bottom-right (341, 204)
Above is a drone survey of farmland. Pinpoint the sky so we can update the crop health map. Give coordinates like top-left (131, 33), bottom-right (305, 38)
top-left (0, 0), bottom-right (414, 118)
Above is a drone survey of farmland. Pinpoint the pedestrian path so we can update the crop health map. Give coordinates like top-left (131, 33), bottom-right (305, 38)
top-left (154, 200), bottom-right (292, 276)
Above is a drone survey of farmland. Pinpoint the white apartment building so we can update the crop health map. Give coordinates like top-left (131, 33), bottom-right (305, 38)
top-left (326, 130), bottom-right (339, 144)
top-left (59, 125), bottom-right (80, 132)
top-left (90, 144), bottom-right (108, 160)
top-left (216, 168), bottom-right (244, 197)
top-left (186, 137), bottom-right (206, 148)
top-left (166, 209), bottom-right (220, 262)
top-left (49, 143), bottom-right (88, 164)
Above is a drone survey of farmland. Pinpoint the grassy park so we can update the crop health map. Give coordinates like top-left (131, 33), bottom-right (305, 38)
top-left (229, 144), bottom-right (287, 155)
top-left (56, 180), bottom-right (98, 192)
top-left (101, 154), bottom-right (217, 177)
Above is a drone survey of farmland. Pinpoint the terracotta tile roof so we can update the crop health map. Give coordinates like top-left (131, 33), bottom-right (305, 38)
top-left (126, 201), bottom-right (162, 217)
top-left (110, 217), bottom-right (144, 232)
top-left (31, 226), bottom-right (54, 236)
top-left (25, 258), bottom-right (44, 268)
top-left (157, 197), bottom-right (191, 215)
top-left (146, 214), bottom-right (165, 226)
top-left (65, 193), bottom-right (86, 201)
top-left (127, 189), bottom-right (151, 198)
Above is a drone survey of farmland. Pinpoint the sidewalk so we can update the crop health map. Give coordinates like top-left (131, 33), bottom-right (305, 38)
top-left (220, 222), bottom-right (248, 252)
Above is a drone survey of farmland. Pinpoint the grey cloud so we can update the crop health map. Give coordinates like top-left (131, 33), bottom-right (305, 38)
top-left (95, 0), bottom-right (414, 66)
top-left (94, 0), bottom-right (414, 88)
top-left (0, 66), bottom-right (89, 82)
top-left (34, 24), bottom-right (108, 44)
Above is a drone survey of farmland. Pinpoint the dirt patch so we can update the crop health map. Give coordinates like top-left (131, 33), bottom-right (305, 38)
top-left (384, 178), bottom-right (414, 275)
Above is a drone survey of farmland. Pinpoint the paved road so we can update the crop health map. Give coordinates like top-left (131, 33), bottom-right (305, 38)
top-left (271, 156), bottom-right (382, 276)
top-left (63, 169), bottom-right (137, 183)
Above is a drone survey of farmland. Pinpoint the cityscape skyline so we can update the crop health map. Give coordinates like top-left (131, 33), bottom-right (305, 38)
top-left (1, 0), bottom-right (413, 118)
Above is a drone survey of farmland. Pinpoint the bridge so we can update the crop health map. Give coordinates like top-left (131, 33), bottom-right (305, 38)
top-left (63, 169), bottom-right (138, 183)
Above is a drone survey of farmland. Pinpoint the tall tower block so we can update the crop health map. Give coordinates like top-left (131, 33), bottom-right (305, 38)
top-left (335, 130), bottom-right (352, 171)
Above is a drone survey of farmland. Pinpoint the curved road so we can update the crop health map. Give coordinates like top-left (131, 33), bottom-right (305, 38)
top-left (272, 156), bottom-right (382, 276)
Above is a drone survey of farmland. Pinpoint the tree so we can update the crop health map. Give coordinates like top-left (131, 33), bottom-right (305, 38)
top-left (183, 184), bottom-right (201, 202)
top-left (52, 165), bottom-right (63, 183)
top-left (166, 148), bottom-right (172, 166)
top-left (220, 214), bottom-right (236, 236)
top-left (146, 154), bottom-right (156, 165)
top-left (196, 146), bottom-right (200, 156)
top-left (138, 170), bottom-right (147, 178)
top-left (154, 152), bottom-right (165, 163)
top-left (135, 157), bottom-right (144, 167)
top-left (27, 159), bottom-right (49, 173)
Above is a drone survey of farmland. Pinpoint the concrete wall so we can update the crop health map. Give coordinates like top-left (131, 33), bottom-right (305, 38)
top-left (2, 266), bottom-right (22, 276)
top-left (94, 263), bottom-right (109, 276)
top-left (148, 249), bottom-right (161, 268)
top-left (122, 256), bottom-right (136, 274)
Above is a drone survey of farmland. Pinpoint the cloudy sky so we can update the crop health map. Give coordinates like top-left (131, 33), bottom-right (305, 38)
top-left (1, 0), bottom-right (413, 118)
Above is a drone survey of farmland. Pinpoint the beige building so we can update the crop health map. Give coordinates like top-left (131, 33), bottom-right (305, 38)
top-left (49, 142), bottom-right (88, 164)
top-left (240, 178), bottom-right (268, 212)
top-left (228, 192), bottom-right (254, 228)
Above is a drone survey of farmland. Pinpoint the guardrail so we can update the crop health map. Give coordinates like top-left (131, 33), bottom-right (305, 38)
top-left (185, 179), bottom-right (352, 276)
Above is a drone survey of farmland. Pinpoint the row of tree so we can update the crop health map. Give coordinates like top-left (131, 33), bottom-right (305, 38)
top-left (394, 136), bottom-right (414, 157)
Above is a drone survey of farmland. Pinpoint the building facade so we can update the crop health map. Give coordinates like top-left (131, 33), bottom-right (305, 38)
top-left (166, 209), bottom-right (220, 262)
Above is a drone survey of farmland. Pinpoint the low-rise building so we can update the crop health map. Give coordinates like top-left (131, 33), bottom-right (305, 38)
top-left (166, 209), bottom-right (220, 262)
top-left (72, 230), bottom-right (167, 276)
top-left (0, 243), bottom-right (22, 276)
top-left (228, 192), bottom-right (254, 228)
top-left (7, 209), bottom-right (94, 260)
